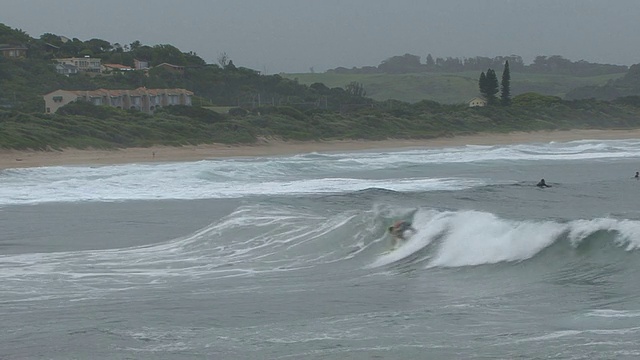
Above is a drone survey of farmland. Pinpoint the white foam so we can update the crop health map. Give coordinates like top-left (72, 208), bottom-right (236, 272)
top-left (3, 138), bottom-right (640, 205)
top-left (0, 172), bottom-right (484, 205)
top-left (587, 309), bottom-right (640, 318)
top-left (429, 211), bottom-right (564, 267)
top-left (369, 210), bottom-right (640, 268)
top-left (568, 218), bottom-right (640, 250)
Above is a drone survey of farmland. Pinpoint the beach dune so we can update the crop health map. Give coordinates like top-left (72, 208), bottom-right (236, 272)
top-left (1, 129), bottom-right (639, 170)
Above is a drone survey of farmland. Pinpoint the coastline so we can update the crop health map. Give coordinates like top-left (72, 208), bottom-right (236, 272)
top-left (2, 129), bottom-right (640, 170)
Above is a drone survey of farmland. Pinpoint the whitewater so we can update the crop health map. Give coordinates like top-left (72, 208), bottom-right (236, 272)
top-left (2, 138), bottom-right (640, 359)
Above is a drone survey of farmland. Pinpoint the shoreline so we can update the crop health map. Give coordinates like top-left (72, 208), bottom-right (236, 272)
top-left (2, 129), bottom-right (640, 170)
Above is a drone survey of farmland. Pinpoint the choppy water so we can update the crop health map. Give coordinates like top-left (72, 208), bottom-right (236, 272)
top-left (2, 138), bottom-right (640, 359)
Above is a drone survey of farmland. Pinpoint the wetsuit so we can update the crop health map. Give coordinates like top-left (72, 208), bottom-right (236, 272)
top-left (390, 221), bottom-right (414, 240)
top-left (536, 180), bottom-right (550, 188)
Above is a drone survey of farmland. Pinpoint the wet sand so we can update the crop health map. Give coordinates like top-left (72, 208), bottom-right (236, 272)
top-left (2, 129), bottom-right (640, 169)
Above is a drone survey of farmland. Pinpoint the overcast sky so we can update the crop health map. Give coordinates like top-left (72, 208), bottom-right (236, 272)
top-left (2, 0), bottom-right (640, 73)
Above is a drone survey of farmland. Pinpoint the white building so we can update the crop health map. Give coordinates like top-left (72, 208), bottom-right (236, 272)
top-left (55, 63), bottom-right (78, 76)
top-left (55, 57), bottom-right (102, 73)
top-left (468, 97), bottom-right (487, 107)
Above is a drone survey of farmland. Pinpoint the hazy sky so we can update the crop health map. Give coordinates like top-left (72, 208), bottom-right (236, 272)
top-left (3, 0), bottom-right (640, 73)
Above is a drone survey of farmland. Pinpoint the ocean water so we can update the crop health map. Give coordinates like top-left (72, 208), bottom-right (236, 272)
top-left (2, 138), bottom-right (640, 359)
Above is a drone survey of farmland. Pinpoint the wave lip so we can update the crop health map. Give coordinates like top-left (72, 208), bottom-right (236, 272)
top-left (428, 211), bottom-right (565, 267)
top-left (368, 209), bottom-right (640, 269)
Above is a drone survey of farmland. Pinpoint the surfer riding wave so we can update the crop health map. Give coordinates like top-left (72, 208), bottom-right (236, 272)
top-left (388, 220), bottom-right (417, 248)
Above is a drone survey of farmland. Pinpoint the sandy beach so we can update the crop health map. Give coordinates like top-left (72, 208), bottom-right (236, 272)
top-left (2, 129), bottom-right (640, 170)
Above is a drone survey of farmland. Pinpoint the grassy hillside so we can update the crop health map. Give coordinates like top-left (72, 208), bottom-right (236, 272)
top-left (4, 95), bottom-right (640, 150)
top-left (283, 71), bottom-right (625, 104)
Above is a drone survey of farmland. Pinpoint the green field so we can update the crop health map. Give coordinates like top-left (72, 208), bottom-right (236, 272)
top-left (283, 71), bottom-right (625, 104)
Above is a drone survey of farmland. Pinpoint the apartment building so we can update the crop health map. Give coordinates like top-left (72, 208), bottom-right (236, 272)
top-left (43, 87), bottom-right (194, 114)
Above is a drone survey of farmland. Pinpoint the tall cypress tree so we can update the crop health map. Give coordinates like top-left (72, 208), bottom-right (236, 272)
top-left (501, 60), bottom-right (511, 106)
top-left (479, 71), bottom-right (487, 97)
top-left (479, 69), bottom-right (499, 105)
top-left (485, 69), bottom-right (499, 105)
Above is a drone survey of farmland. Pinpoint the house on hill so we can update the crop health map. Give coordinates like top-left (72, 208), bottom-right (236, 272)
top-left (0, 44), bottom-right (28, 58)
top-left (43, 87), bottom-right (193, 114)
top-left (54, 57), bottom-right (102, 73)
top-left (55, 63), bottom-right (78, 76)
top-left (468, 97), bottom-right (487, 107)
top-left (101, 63), bottom-right (135, 73)
top-left (154, 62), bottom-right (185, 75)
top-left (134, 59), bottom-right (149, 70)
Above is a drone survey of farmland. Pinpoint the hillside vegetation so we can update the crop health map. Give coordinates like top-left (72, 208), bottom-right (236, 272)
top-left (283, 71), bottom-right (625, 104)
top-left (3, 94), bottom-right (640, 150)
top-left (289, 52), bottom-right (630, 104)
top-left (0, 23), bottom-right (371, 114)
top-left (2, 23), bottom-right (640, 151)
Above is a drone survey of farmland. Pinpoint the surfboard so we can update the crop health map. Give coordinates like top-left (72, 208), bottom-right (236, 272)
top-left (382, 246), bottom-right (398, 255)
top-left (382, 236), bottom-right (409, 254)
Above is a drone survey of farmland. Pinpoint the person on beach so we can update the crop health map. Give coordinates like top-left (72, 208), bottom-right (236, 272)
top-left (388, 220), bottom-right (417, 247)
top-left (536, 179), bottom-right (551, 188)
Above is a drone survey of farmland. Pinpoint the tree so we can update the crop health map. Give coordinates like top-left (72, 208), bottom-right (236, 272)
top-left (486, 69), bottom-right (499, 105)
top-left (150, 44), bottom-right (186, 65)
top-left (345, 81), bottom-right (366, 97)
top-left (478, 71), bottom-right (487, 97)
top-left (129, 40), bottom-right (142, 51)
top-left (85, 38), bottom-right (112, 54)
top-left (40, 33), bottom-right (63, 46)
top-left (59, 38), bottom-right (84, 57)
top-left (377, 53), bottom-right (423, 73)
top-left (0, 23), bottom-right (31, 44)
top-left (224, 60), bottom-right (237, 71)
top-left (500, 60), bottom-right (511, 106)
top-left (426, 53), bottom-right (435, 69)
top-left (479, 68), bottom-right (499, 105)
top-left (310, 82), bottom-right (331, 94)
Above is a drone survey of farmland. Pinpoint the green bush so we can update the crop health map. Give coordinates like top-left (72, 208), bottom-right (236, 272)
top-left (614, 96), bottom-right (640, 107)
top-left (228, 107), bottom-right (248, 116)
top-left (155, 105), bottom-right (225, 123)
top-left (512, 92), bottom-right (562, 107)
top-left (56, 101), bottom-right (122, 120)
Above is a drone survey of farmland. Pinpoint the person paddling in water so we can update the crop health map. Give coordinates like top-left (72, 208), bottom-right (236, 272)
top-left (536, 179), bottom-right (551, 188)
top-left (388, 220), bottom-right (417, 248)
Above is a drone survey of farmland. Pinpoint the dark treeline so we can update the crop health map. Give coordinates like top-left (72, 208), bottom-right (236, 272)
top-left (328, 53), bottom-right (628, 77)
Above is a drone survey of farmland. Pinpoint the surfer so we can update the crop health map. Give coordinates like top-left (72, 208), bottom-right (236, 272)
top-left (536, 179), bottom-right (551, 188)
top-left (635, 171), bottom-right (639, 180)
top-left (388, 220), bottom-right (417, 247)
